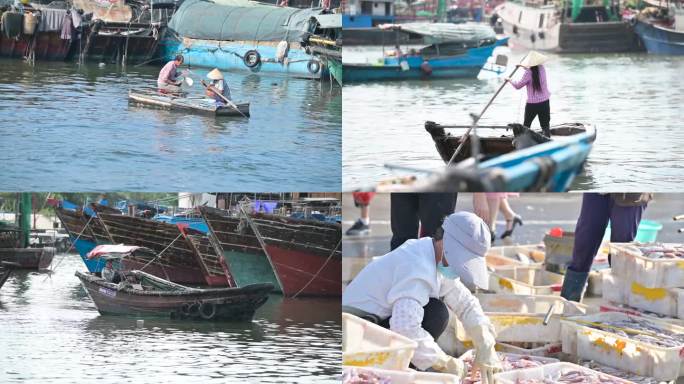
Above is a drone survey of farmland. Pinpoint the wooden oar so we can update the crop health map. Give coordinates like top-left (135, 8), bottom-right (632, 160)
top-left (200, 79), bottom-right (248, 118)
top-left (446, 54), bottom-right (529, 166)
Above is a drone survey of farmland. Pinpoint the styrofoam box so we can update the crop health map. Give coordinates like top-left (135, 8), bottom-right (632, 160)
top-left (487, 244), bottom-right (546, 267)
top-left (560, 312), bottom-right (684, 381)
top-left (494, 362), bottom-right (636, 384)
top-left (610, 242), bottom-right (684, 288)
top-left (603, 272), bottom-right (683, 318)
top-left (342, 313), bottom-right (417, 370)
top-left (453, 294), bottom-right (596, 343)
top-left (459, 350), bottom-right (558, 377)
top-left (342, 366), bottom-right (459, 384)
top-left (489, 265), bottom-right (564, 295)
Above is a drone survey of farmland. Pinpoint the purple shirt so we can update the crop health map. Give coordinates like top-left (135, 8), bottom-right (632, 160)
top-left (157, 61), bottom-right (180, 86)
top-left (511, 65), bottom-right (550, 104)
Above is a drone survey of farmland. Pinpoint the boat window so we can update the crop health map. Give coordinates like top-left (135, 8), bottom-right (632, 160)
top-left (518, 10), bottom-right (523, 23)
top-left (539, 14), bottom-right (545, 28)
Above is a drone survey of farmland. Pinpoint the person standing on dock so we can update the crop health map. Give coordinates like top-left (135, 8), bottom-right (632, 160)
top-left (204, 69), bottom-right (231, 103)
top-left (343, 212), bottom-right (501, 380)
top-left (157, 55), bottom-right (185, 93)
top-left (505, 51), bottom-right (552, 137)
top-left (560, 193), bottom-right (652, 302)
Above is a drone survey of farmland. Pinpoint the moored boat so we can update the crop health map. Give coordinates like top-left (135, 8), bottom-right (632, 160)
top-left (0, 247), bottom-right (55, 270)
top-left (76, 270), bottom-right (272, 321)
top-left (199, 206), bottom-right (282, 293)
top-left (633, 10), bottom-right (684, 55)
top-left (161, 0), bottom-right (332, 79)
top-left (128, 88), bottom-right (250, 117)
top-left (0, 261), bottom-right (20, 290)
top-left (497, 0), bottom-right (642, 53)
top-left (344, 23), bottom-right (507, 82)
top-left (249, 213), bottom-right (341, 297)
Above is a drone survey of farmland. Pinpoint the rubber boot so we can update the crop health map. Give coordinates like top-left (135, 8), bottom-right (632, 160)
top-left (560, 268), bottom-right (589, 302)
top-left (542, 126), bottom-right (551, 138)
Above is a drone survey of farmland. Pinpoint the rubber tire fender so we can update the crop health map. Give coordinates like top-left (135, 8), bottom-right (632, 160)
top-left (243, 50), bottom-right (261, 68)
top-left (199, 302), bottom-right (217, 320)
top-left (307, 60), bottom-right (321, 74)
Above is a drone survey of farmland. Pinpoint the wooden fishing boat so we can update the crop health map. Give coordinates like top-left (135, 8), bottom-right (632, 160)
top-left (90, 204), bottom-right (235, 287)
top-left (0, 262), bottom-right (20, 290)
top-left (128, 88), bottom-right (250, 117)
top-left (76, 270), bottom-right (272, 321)
top-left (54, 203), bottom-right (115, 273)
top-left (199, 206), bottom-right (282, 293)
top-left (249, 213), bottom-right (341, 297)
top-left (425, 122), bottom-right (592, 163)
top-left (0, 247), bottom-right (55, 270)
top-left (378, 122), bottom-right (596, 192)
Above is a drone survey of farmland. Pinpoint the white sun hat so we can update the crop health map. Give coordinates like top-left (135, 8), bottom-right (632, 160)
top-left (207, 68), bottom-right (224, 80)
top-left (520, 51), bottom-right (549, 68)
top-left (441, 211), bottom-right (491, 290)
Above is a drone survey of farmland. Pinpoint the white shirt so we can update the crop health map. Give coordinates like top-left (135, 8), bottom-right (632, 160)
top-left (343, 237), bottom-right (490, 370)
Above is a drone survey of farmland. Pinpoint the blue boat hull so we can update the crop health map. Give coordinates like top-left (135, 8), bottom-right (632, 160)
top-left (71, 238), bottom-right (104, 273)
top-left (478, 126), bottom-right (597, 191)
top-left (634, 20), bottom-right (684, 55)
top-left (160, 37), bottom-right (324, 79)
top-left (344, 39), bottom-right (506, 82)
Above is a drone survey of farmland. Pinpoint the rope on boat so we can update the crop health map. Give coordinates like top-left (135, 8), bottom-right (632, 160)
top-left (44, 213), bottom-right (97, 280)
top-left (138, 232), bottom-right (183, 279)
top-left (291, 238), bottom-right (340, 299)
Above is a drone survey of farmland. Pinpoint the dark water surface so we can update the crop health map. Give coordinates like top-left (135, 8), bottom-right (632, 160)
top-left (0, 59), bottom-right (341, 191)
top-left (0, 254), bottom-right (341, 383)
top-left (343, 49), bottom-right (684, 191)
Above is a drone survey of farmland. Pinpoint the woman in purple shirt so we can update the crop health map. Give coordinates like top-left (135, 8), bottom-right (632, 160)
top-left (506, 51), bottom-right (551, 137)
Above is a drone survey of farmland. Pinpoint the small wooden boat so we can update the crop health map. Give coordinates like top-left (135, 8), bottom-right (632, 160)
top-left (0, 261), bottom-right (20, 290)
top-left (128, 88), bottom-right (250, 117)
top-left (0, 247), bottom-right (55, 270)
top-left (425, 122), bottom-right (592, 164)
top-left (76, 270), bottom-right (273, 321)
top-left (377, 122), bottom-right (596, 192)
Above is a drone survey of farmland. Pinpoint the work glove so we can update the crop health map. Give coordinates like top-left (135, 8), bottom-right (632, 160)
top-left (467, 323), bottom-right (502, 384)
top-left (431, 353), bottom-right (466, 378)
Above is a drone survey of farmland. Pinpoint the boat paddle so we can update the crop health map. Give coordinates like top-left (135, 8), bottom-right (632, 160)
top-left (446, 53), bottom-right (529, 166)
top-left (200, 79), bottom-right (249, 119)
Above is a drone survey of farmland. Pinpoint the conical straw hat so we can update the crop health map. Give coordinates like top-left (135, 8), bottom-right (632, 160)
top-left (207, 68), bottom-right (224, 80)
top-left (520, 51), bottom-right (549, 68)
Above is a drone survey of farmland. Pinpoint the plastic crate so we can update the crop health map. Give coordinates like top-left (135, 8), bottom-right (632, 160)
top-left (496, 342), bottom-right (563, 357)
top-left (603, 272), bottom-right (684, 318)
top-left (494, 362), bottom-right (636, 384)
top-left (489, 265), bottom-right (564, 295)
top-left (560, 312), bottom-right (684, 381)
top-left (459, 350), bottom-right (558, 380)
top-left (609, 243), bottom-right (684, 288)
top-left (487, 244), bottom-right (546, 268)
top-left (342, 313), bottom-right (417, 370)
top-left (544, 232), bottom-right (575, 274)
top-left (454, 294), bottom-right (593, 344)
top-left (342, 366), bottom-right (458, 384)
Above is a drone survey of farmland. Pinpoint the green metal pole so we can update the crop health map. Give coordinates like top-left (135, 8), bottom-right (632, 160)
top-left (20, 192), bottom-right (31, 248)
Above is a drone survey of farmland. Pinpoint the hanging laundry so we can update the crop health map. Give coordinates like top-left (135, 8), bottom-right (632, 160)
top-left (1, 11), bottom-right (23, 39)
top-left (60, 11), bottom-right (73, 40)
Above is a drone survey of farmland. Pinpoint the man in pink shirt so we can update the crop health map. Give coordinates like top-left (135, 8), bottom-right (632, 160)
top-left (157, 55), bottom-right (185, 93)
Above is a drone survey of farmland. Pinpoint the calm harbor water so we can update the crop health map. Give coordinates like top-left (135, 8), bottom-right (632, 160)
top-left (343, 48), bottom-right (684, 191)
top-left (0, 254), bottom-right (341, 383)
top-left (0, 59), bottom-right (341, 191)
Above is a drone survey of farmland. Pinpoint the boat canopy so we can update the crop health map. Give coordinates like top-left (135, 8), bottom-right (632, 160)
top-left (169, 0), bottom-right (326, 42)
top-left (379, 22), bottom-right (496, 45)
top-left (313, 14), bottom-right (342, 29)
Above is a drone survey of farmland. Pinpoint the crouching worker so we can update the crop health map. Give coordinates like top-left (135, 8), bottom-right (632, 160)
top-left (342, 212), bottom-right (502, 381)
top-left (204, 68), bottom-right (231, 103)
